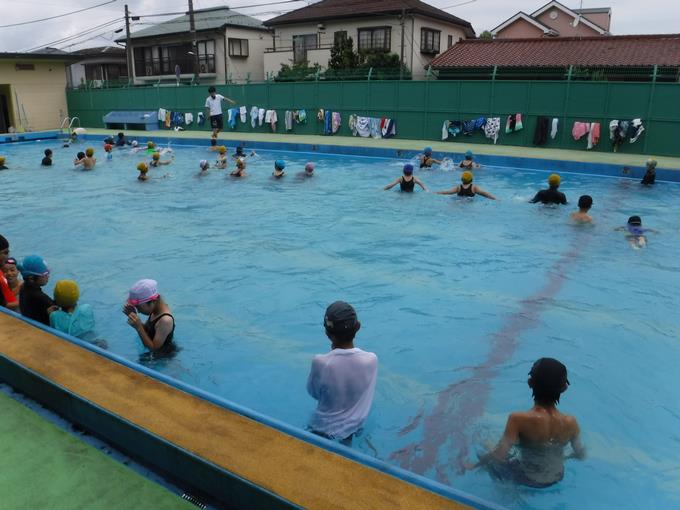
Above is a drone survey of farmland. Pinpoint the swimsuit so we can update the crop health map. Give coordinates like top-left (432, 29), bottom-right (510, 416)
top-left (144, 313), bottom-right (175, 352)
top-left (399, 177), bottom-right (415, 192)
top-left (457, 184), bottom-right (475, 197)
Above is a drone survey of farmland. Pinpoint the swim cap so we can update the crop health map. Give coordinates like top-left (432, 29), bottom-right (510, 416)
top-left (461, 171), bottom-right (473, 184)
top-left (577, 195), bottom-right (593, 208)
top-left (45, 149), bottom-right (53, 156)
top-left (104, 144), bottom-right (112, 152)
top-left (199, 159), bottom-right (209, 170)
top-left (77, 152), bottom-right (85, 160)
top-left (424, 147), bottom-right (433, 156)
top-left (275, 160), bottom-right (285, 170)
top-left (147, 141), bottom-right (155, 149)
top-left (54, 280), bottom-right (79, 308)
top-left (19, 255), bottom-right (49, 278)
top-left (529, 358), bottom-right (569, 403)
top-left (85, 148), bottom-right (94, 157)
top-left (131, 140), bottom-right (138, 147)
top-left (152, 152), bottom-right (160, 160)
top-left (4, 256), bottom-right (16, 266)
top-left (627, 215), bottom-right (642, 226)
top-left (324, 301), bottom-right (359, 333)
top-left (465, 150), bottom-right (473, 158)
top-left (0, 156), bottom-right (5, 164)
top-left (403, 163), bottom-right (414, 175)
top-left (127, 279), bottom-right (159, 306)
top-left (210, 138), bottom-right (217, 147)
top-left (646, 158), bottom-right (657, 168)
top-left (219, 146), bottom-right (226, 154)
top-left (305, 162), bottom-right (315, 172)
top-left (0, 234), bottom-right (8, 251)
top-left (548, 173), bottom-right (561, 186)
top-left (137, 162), bottom-right (148, 172)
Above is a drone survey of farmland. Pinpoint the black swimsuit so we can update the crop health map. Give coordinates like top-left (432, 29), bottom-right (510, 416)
top-left (144, 313), bottom-right (175, 352)
top-left (400, 176), bottom-right (415, 192)
top-left (457, 184), bottom-right (475, 197)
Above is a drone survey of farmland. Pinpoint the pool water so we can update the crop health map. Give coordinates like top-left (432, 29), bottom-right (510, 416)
top-left (1, 139), bottom-right (679, 509)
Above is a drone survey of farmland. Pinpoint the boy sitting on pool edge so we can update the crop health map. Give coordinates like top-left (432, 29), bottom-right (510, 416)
top-left (467, 357), bottom-right (585, 488)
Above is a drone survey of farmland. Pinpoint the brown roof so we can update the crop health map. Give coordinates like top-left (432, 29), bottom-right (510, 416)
top-left (430, 34), bottom-right (680, 69)
top-left (264, 0), bottom-right (475, 36)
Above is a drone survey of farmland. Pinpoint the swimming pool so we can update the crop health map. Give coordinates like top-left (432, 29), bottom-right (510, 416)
top-left (1, 138), bottom-right (679, 509)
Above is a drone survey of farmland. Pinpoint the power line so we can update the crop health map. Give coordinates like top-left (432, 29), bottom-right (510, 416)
top-left (133, 0), bottom-right (306, 18)
top-left (0, 0), bottom-right (118, 28)
top-left (22, 18), bottom-right (123, 52)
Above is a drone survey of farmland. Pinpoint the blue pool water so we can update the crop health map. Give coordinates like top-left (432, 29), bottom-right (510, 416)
top-left (1, 139), bottom-right (679, 509)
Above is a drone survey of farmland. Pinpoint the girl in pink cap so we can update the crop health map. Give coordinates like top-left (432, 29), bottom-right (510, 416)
top-left (123, 279), bottom-right (175, 353)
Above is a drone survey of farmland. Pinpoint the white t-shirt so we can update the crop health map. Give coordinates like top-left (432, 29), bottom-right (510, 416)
top-left (306, 347), bottom-right (378, 439)
top-left (205, 94), bottom-right (225, 117)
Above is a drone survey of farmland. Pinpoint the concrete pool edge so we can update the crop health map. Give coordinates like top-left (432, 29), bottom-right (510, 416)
top-left (0, 309), bottom-right (504, 510)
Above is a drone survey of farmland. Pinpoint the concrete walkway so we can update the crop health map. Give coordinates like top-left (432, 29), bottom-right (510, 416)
top-left (86, 127), bottom-right (680, 169)
top-left (0, 391), bottom-right (192, 509)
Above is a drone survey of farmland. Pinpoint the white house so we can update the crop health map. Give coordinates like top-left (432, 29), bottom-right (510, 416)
top-left (118, 6), bottom-right (271, 84)
top-left (263, 0), bottom-right (475, 79)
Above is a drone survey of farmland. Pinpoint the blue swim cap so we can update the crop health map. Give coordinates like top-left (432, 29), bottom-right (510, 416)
top-left (424, 147), bottom-right (433, 155)
top-left (403, 163), bottom-right (414, 175)
top-left (19, 255), bottom-right (50, 277)
top-left (465, 150), bottom-right (473, 157)
top-left (275, 160), bottom-right (285, 170)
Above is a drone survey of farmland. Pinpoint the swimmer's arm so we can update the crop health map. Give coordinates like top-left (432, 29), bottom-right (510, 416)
top-left (613, 226), bottom-right (626, 231)
top-left (475, 187), bottom-right (497, 200)
top-left (529, 192), bottom-right (541, 203)
top-left (415, 177), bottom-right (428, 191)
top-left (306, 359), bottom-right (321, 399)
top-left (565, 420), bottom-right (586, 460)
top-left (435, 186), bottom-right (458, 195)
top-left (472, 414), bottom-right (520, 468)
top-left (383, 178), bottom-right (400, 190)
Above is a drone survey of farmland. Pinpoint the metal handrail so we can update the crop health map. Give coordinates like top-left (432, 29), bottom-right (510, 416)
top-left (68, 117), bottom-right (81, 130)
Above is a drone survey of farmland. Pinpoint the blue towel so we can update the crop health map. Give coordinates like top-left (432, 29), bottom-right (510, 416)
top-left (324, 110), bottom-right (332, 135)
top-left (228, 108), bottom-right (239, 129)
top-left (448, 120), bottom-right (462, 137)
top-left (462, 120), bottom-right (475, 135)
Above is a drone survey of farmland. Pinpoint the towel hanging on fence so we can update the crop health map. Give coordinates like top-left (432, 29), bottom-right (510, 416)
top-left (258, 108), bottom-right (265, 126)
top-left (285, 110), bottom-right (294, 131)
top-left (185, 113), bottom-right (193, 125)
top-left (572, 122), bottom-right (590, 141)
top-left (587, 122), bottom-right (601, 149)
top-left (157, 108), bottom-right (167, 122)
top-left (295, 109), bottom-right (307, 123)
top-left (332, 112), bottom-right (341, 134)
top-left (265, 110), bottom-right (277, 132)
top-left (323, 110), bottom-right (332, 135)
top-left (197, 112), bottom-right (205, 126)
top-left (356, 116), bottom-right (371, 137)
top-left (250, 106), bottom-right (258, 128)
top-left (369, 117), bottom-right (381, 139)
top-left (381, 118), bottom-right (396, 138)
top-left (533, 116), bottom-right (550, 146)
top-left (484, 117), bottom-right (500, 144)
top-left (228, 108), bottom-right (239, 129)
top-left (442, 120), bottom-right (450, 140)
top-left (349, 115), bottom-right (358, 136)
top-left (629, 118), bottom-right (644, 143)
top-left (550, 118), bottom-right (559, 139)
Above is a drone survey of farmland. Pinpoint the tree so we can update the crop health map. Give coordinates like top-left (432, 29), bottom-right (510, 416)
top-left (275, 60), bottom-right (321, 82)
top-left (328, 36), bottom-right (359, 70)
top-left (479, 30), bottom-right (493, 40)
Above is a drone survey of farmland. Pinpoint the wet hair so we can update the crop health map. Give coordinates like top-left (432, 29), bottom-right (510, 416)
top-left (117, 132), bottom-right (124, 138)
top-left (208, 86), bottom-right (216, 93)
top-left (628, 215), bottom-right (642, 226)
top-left (577, 195), bottom-right (592, 209)
top-left (77, 152), bottom-right (85, 160)
top-left (44, 149), bottom-right (52, 157)
top-left (529, 358), bottom-right (569, 405)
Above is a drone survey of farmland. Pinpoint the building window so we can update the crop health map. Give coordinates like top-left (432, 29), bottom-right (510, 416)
top-left (134, 40), bottom-right (215, 77)
top-left (334, 31), bottom-right (347, 46)
top-left (358, 27), bottom-right (391, 51)
top-left (293, 34), bottom-right (318, 64)
top-left (228, 38), bottom-right (249, 58)
top-left (420, 28), bottom-right (441, 54)
top-left (447, 35), bottom-right (453, 49)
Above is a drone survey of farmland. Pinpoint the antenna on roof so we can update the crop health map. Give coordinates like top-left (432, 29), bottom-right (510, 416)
top-left (571, 0), bottom-right (583, 27)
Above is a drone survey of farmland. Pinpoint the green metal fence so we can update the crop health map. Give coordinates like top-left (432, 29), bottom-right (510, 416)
top-left (67, 79), bottom-right (680, 156)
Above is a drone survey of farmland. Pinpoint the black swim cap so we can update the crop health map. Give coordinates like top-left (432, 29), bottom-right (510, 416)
top-left (77, 152), bottom-right (85, 159)
top-left (578, 195), bottom-right (592, 208)
top-left (628, 215), bottom-right (642, 226)
top-left (0, 234), bottom-right (8, 251)
top-left (529, 358), bottom-right (569, 404)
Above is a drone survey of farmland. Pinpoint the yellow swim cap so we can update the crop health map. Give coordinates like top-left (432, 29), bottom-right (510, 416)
top-left (147, 141), bottom-right (155, 149)
top-left (137, 162), bottom-right (148, 172)
top-left (54, 279), bottom-right (79, 308)
top-left (461, 171), bottom-right (473, 184)
top-left (0, 156), bottom-right (5, 164)
top-left (85, 147), bottom-right (94, 157)
top-left (152, 152), bottom-right (160, 160)
top-left (548, 173), bottom-right (561, 186)
top-left (219, 146), bottom-right (226, 154)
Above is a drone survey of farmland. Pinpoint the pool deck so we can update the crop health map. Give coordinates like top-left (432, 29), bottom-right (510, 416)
top-left (0, 311), bottom-right (481, 510)
top-left (84, 127), bottom-right (680, 170)
top-left (0, 389), bottom-right (192, 509)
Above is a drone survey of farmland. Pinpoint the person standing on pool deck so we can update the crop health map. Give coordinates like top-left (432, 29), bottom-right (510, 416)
top-left (435, 171), bottom-right (496, 200)
top-left (641, 159), bottom-right (657, 186)
top-left (204, 86), bottom-right (236, 140)
top-left (123, 279), bottom-right (175, 353)
top-left (383, 164), bottom-right (428, 192)
top-left (468, 357), bottom-right (585, 488)
top-left (530, 174), bottom-right (567, 205)
top-left (307, 301), bottom-right (378, 445)
top-left (0, 235), bottom-right (19, 311)
top-left (570, 195), bottom-right (593, 224)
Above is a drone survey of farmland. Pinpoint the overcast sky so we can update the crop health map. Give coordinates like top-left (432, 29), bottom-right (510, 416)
top-left (0, 0), bottom-right (676, 52)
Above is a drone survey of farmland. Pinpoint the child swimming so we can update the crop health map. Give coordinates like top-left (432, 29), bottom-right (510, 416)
top-left (419, 147), bottom-right (442, 168)
top-left (215, 146), bottom-right (228, 169)
top-left (435, 171), bottom-right (496, 200)
top-left (150, 152), bottom-right (173, 167)
top-left (459, 150), bottom-right (480, 169)
top-left (137, 162), bottom-right (149, 181)
top-left (42, 149), bottom-right (53, 166)
top-left (570, 195), bottom-right (593, 224)
top-left (0, 156), bottom-right (6, 170)
top-left (383, 163), bottom-right (428, 192)
top-left (49, 279), bottom-right (95, 339)
top-left (641, 158), bottom-right (657, 186)
top-left (75, 148), bottom-right (96, 170)
top-left (272, 160), bottom-right (285, 179)
top-left (123, 279), bottom-right (175, 353)
top-left (104, 144), bottom-right (113, 160)
top-left (615, 215), bottom-right (658, 249)
top-left (296, 162), bottom-right (315, 179)
top-left (198, 159), bottom-right (210, 175)
top-left (230, 158), bottom-right (246, 177)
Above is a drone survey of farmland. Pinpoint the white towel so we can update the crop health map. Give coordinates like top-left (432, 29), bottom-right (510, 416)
top-left (185, 113), bottom-right (193, 125)
top-left (239, 106), bottom-right (247, 123)
top-left (258, 108), bottom-right (265, 126)
top-left (609, 120), bottom-right (619, 140)
top-left (250, 106), bottom-right (258, 128)
top-left (356, 117), bottom-right (370, 137)
top-left (265, 110), bottom-right (275, 123)
top-left (550, 118), bottom-right (559, 139)
top-left (629, 118), bottom-right (645, 143)
top-left (442, 120), bottom-right (449, 140)
top-left (157, 108), bottom-right (167, 122)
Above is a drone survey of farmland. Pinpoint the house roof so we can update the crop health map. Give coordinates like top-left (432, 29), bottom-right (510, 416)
top-left (0, 51), bottom-right (79, 62)
top-left (430, 34), bottom-right (680, 69)
top-left (264, 0), bottom-right (475, 37)
top-left (530, 0), bottom-right (608, 34)
top-left (573, 7), bottom-right (611, 15)
top-left (490, 12), bottom-right (557, 36)
top-left (70, 46), bottom-right (126, 56)
top-left (119, 6), bottom-right (268, 41)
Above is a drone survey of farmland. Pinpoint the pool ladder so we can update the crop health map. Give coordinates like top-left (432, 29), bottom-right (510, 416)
top-left (59, 116), bottom-right (81, 139)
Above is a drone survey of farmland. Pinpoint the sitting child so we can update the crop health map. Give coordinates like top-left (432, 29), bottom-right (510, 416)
top-left (42, 149), bottom-right (53, 166)
top-left (49, 280), bottom-right (95, 339)
top-left (2, 257), bottom-right (22, 299)
top-left (19, 255), bottom-right (55, 326)
top-left (137, 162), bottom-right (149, 181)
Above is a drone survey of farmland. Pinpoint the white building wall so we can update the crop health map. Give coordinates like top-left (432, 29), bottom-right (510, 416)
top-left (410, 16), bottom-right (468, 78)
top-left (224, 26), bottom-right (269, 82)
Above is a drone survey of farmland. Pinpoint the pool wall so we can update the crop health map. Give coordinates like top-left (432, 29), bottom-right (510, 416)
top-left (0, 309), bottom-right (503, 510)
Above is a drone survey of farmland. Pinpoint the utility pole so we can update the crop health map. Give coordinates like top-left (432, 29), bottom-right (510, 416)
top-left (399, 8), bottom-right (405, 80)
top-left (124, 4), bottom-right (133, 83)
top-left (188, 0), bottom-right (200, 79)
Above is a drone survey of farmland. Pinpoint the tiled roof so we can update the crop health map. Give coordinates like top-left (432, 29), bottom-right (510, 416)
top-left (70, 46), bottom-right (125, 56)
top-left (120, 7), bottom-right (268, 41)
top-left (430, 34), bottom-right (680, 68)
top-left (264, 0), bottom-right (475, 36)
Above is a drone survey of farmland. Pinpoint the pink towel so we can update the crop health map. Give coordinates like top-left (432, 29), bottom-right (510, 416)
top-left (572, 122), bottom-right (590, 141)
top-left (587, 122), bottom-right (601, 149)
